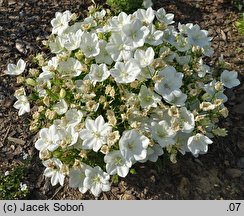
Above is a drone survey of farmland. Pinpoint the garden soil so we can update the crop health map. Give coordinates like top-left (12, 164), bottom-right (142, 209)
top-left (0, 0), bottom-right (243, 199)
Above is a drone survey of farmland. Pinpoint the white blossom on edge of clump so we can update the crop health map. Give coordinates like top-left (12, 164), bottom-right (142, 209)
top-left (53, 99), bottom-right (68, 115)
top-left (150, 120), bottom-right (176, 148)
top-left (139, 144), bottom-right (164, 163)
top-left (119, 129), bottom-right (150, 162)
top-left (35, 124), bottom-right (62, 152)
top-left (187, 133), bottom-right (213, 157)
top-left (13, 95), bottom-right (30, 116)
top-left (51, 10), bottom-right (71, 36)
top-left (5, 59), bottom-right (26, 76)
top-left (69, 162), bottom-right (91, 193)
top-left (220, 70), bottom-right (240, 89)
top-left (104, 150), bottom-right (132, 178)
top-left (156, 8), bottom-right (174, 25)
top-left (79, 115), bottom-right (112, 152)
top-left (43, 158), bottom-right (66, 186)
top-left (83, 166), bottom-right (110, 197)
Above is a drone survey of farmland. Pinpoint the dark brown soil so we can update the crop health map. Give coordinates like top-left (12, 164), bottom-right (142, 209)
top-left (0, 0), bottom-right (243, 200)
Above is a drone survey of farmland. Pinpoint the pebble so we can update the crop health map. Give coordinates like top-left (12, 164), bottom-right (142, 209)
top-left (237, 157), bottom-right (244, 169)
top-left (226, 168), bottom-right (242, 178)
top-left (15, 41), bottom-right (26, 54)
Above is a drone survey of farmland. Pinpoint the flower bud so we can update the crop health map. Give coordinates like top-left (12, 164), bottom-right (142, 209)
top-left (59, 88), bottom-right (66, 99)
top-left (16, 76), bottom-right (25, 84)
top-left (39, 149), bottom-right (51, 160)
top-left (43, 96), bottom-right (50, 107)
top-left (26, 78), bottom-right (36, 86)
top-left (219, 107), bottom-right (229, 118)
top-left (100, 145), bottom-right (109, 155)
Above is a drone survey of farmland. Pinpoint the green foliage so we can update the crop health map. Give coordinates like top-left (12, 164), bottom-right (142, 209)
top-left (106, 0), bottom-right (143, 13)
top-left (0, 164), bottom-right (29, 200)
top-left (236, 13), bottom-right (244, 35)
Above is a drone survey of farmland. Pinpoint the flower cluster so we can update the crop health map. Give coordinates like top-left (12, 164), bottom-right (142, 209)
top-left (5, 6), bottom-right (240, 197)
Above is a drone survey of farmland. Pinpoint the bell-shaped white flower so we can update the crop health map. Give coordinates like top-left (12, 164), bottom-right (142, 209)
top-left (35, 124), bottom-right (62, 152)
top-left (187, 133), bottom-right (213, 157)
top-left (88, 64), bottom-right (110, 84)
top-left (133, 7), bottom-right (155, 25)
top-left (156, 8), bottom-right (174, 25)
top-left (5, 59), bottom-right (26, 75)
top-left (95, 40), bottom-right (113, 65)
top-left (150, 120), bottom-right (176, 148)
top-left (119, 129), bottom-right (150, 162)
top-left (179, 107), bottom-right (195, 133)
top-left (80, 32), bottom-right (100, 58)
top-left (104, 150), bottom-right (132, 177)
top-left (154, 66), bottom-right (183, 97)
top-left (51, 10), bottom-right (71, 35)
top-left (60, 29), bottom-right (83, 51)
top-left (220, 70), bottom-right (240, 89)
top-left (122, 19), bottom-right (150, 48)
top-left (58, 57), bottom-right (82, 78)
top-left (145, 24), bottom-right (164, 46)
top-left (134, 47), bottom-right (155, 68)
top-left (83, 166), bottom-right (110, 197)
top-left (139, 144), bottom-right (164, 163)
top-left (69, 163), bottom-right (91, 193)
top-left (53, 99), bottom-right (68, 115)
top-left (163, 89), bottom-right (187, 107)
top-left (138, 85), bottom-right (161, 109)
top-left (79, 115), bottom-right (112, 152)
top-left (49, 37), bottom-right (63, 54)
top-left (187, 24), bottom-right (211, 47)
top-left (13, 95), bottom-right (30, 116)
top-left (110, 59), bottom-right (141, 83)
top-left (106, 33), bottom-right (132, 62)
top-left (43, 158), bottom-right (66, 186)
top-left (64, 109), bottom-right (83, 127)
top-left (109, 12), bottom-right (131, 31)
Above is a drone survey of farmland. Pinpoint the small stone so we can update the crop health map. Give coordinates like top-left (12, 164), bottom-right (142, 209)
top-left (237, 157), bottom-right (244, 169)
top-left (226, 168), bottom-right (242, 178)
top-left (15, 41), bottom-right (26, 54)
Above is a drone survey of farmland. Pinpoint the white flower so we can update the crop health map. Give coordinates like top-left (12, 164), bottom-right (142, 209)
top-left (60, 29), bottom-right (83, 51)
top-left (35, 125), bottom-right (62, 152)
top-left (104, 150), bottom-right (132, 177)
top-left (95, 40), bottom-right (113, 65)
top-left (106, 33), bottom-right (132, 62)
top-left (179, 107), bottom-right (195, 133)
top-left (64, 109), bottom-right (83, 127)
top-left (134, 47), bottom-right (155, 68)
top-left (145, 24), bottom-right (164, 46)
top-left (134, 7), bottom-right (155, 25)
top-left (110, 60), bottom-right (141, 83)
top-left (84, 166), bottom-right (110, 197)
top-left (13, 95), bottom-right (30, 116)
top-left (20, 183), bottom-right (28, 191)
top-left (58, 57), bottom-right (82, 77)
top-left (5, 59), bottom-right (26, 75)
top-left (187, 133), bottom-right (213, 156)
top-left (220, 70), bottom-right (240, 88)
top-left (139, 144), bottom-right (164, 163)
top-left (156, 8), bottom-right (174, 25)
top-left (43, 158), bottom-right (66, 186)
top-left (154, 66), bottom-right (183, 97)
top-left (88, 64), bottom-right (110, 84)
top-left (69, 163), bottom-right (90, 193)
top-left (163, 89), bottom-right (187, 107)
top-left (109, 12), bottom-right (131, 31)
top-left (79, 115), bottom-right (112, 152)
top-left (49, 37), bottom-right (63, 53)
top-left (51, 10), bottom-right (71, 35)
top-left (187, 24), bottom-right (211, 47)
top-left (64, 125), bottom-right (79, 146)
top-left (80, 32), bottom-right (100, 58)
top-left (150, 120), bottom-right (176, 147)
top-left (122, 19), bottom-right (150, 48)
top-left (53, 99), bottom-right (68, 115)
top-left (138, 85), bottom-right (161, 109)
top-left (119, 129), bottom-right (149, 162)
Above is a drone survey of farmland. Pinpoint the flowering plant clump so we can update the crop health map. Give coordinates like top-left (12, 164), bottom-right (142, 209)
top-left (5, 6), bottom-right (240, 197)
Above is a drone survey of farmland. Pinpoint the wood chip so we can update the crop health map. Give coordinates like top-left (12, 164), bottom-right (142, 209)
top-left (7, 136), bottom-right (25, 145)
